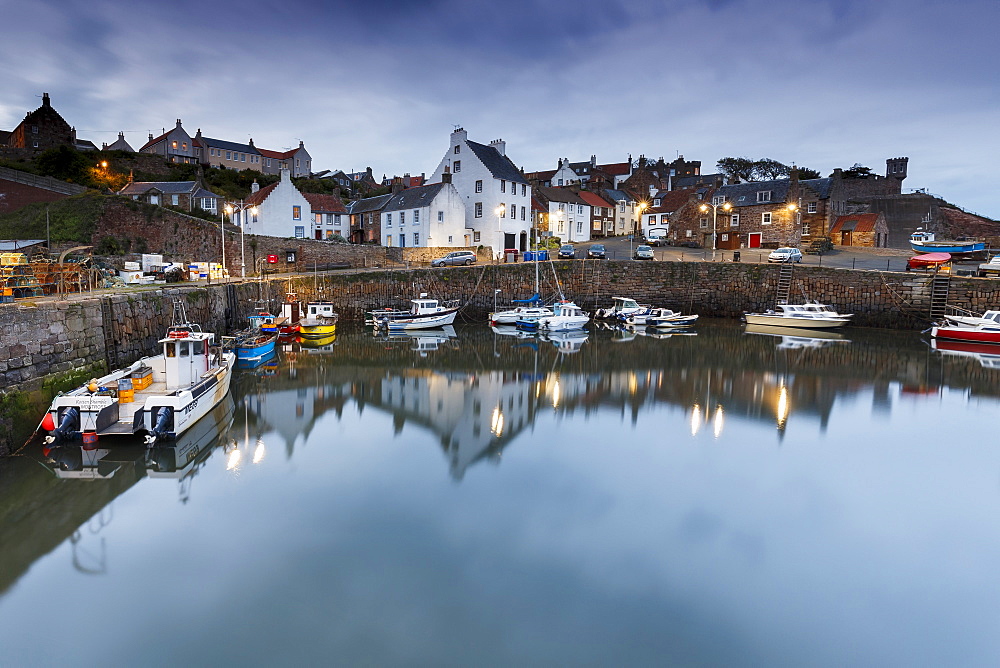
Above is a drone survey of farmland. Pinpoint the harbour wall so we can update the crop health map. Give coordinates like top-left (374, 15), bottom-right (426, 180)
top-left (3, 260), bottom-right (1000, 454)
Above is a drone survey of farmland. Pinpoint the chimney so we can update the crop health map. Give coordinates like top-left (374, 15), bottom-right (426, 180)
top-left (248, 138), bottom-right (254, 148)
top-left (118, 131), bottom-right (125, 141)
top-left (148, 133), bottom-right (154, 142)
top-left (442, 169), bottom-right (452, 184)
top-left (591, 155), bottom-right (596, 167)
top-left (299, 140), bottom-right (304, 148)
top-left (42, 93), bottom-right (51, 107)
top-left (195, 129), bottom-right (202, 139)
top-left (392, 176), bottom-right (404, 194)
top-left (251, 179), bottom-right (260, 194)
top-left (451, 127), bottom-right (468, 149)
top-left (176, 119), bottom-right (182, 128)
top-left (489, 138), bottom-right (506, 156)
top-left (102, 142), bottom-right (108, 150)
top-left (280, 167), bottom-right (291, 182)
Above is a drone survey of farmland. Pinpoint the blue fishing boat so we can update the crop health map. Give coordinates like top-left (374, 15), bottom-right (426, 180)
top-left (236, 331), bottom-right (277, 362)
top-left (910, 231), bottom-right (985, 255)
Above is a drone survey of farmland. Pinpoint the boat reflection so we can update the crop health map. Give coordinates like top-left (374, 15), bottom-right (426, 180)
top-left (376, 325), bottom-right (458, 356)
top-left (236, 348), bottom-right (278, 370)
top-left (931, 338), bottom-right (1000, 369)
top-left (297, 332), bottom-right (337, 352)
top-left (542, 329), bottom-right (588, 354)
top-left (745, 323), bottom-right (850, 349)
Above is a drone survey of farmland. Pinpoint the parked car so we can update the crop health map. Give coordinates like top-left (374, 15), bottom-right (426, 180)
top-left (768, 247), bottom-right (803, 263)
top-left (431, 250), bottom-right (477, 267)
top-left (557, 244), bottom-right (576, 259)
top-left (634, 245), bottom-right (655, 260)
top-left (645, 233), bottom-right (668, 247)
top-left (587, 244), bottom-right (607, 259)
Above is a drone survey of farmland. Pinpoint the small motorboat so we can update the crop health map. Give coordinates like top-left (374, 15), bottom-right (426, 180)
top-left (518, 301), bottom-right (590, 332)
top-left (944, 310), bottom-right (1000, 328)
top-left (277, 292), bottom-right (304, 336)
top-left (235, 331), bottom-right (278, 363)
top-left (367, 294), bottom-right (461, 331)
top-left (640, 308), bottom-right (699, 328)
top-left (299, 302), bottom-right (339, 338)
top-left (248, 306), bottom-right (282, 334)
top-left (491, 304), bottom-right (554, 326)
top-left (595, 297), bottom-right (649, 320)
top-left (744, 302), bottom-right (852, 329)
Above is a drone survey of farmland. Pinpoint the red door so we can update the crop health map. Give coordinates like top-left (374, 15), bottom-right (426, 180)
top-left (748, 233), bottom-right (762, 248)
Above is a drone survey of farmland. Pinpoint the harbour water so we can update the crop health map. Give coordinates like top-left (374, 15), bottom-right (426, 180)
top-left (2, 320), bottom-right (1000, 665)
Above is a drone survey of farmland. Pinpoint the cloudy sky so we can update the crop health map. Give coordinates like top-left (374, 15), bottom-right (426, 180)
top-left (2, 0), bottom-right (998, 217)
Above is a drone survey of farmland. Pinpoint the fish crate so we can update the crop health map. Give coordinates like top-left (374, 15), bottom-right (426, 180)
top-left (118, 388), bottom-right (134, 404)
top-left (0, 253), bottom-right (27, 266)
top-left (131, 367), bottom-right (153, 390)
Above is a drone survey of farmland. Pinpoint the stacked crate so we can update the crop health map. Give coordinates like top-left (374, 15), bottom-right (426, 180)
top-left (117, 377), bottom-right (134, 404)
top-left (131, 366), bottom-right (153, 390)
top-left (1, 253), bottom-right (43, 300)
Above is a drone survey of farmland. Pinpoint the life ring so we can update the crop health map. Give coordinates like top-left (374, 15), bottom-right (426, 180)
top-left (168, 330), bottom-right (188, 339)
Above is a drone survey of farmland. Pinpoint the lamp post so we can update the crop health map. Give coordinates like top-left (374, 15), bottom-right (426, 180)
top-left (495, 204), bottom-right (506, 262)
top-left (699, 201), bottom-right (733, 260)
top-left (787, 203), bottom-right (800, 245)
top-left (633, 201), bottom-right (647, 258)
top-left (225, 201), bottom-right (259, 279)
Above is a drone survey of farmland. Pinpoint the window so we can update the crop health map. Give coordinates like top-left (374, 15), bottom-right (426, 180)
top-left (386, 213), bottom-right (392, 226)
top-left (700, 217), bottom-right (708, 228)
top-left (385, 235), bottom-right (392, 247)
top-left (335, 214), bottom-right (341, 226)
top-left (437, 211), bottom-right (444, 222)
top-left (654, 198), bottom-right (661, 206)
top-left (475, 202), bottom-right (483, 218)
top-left (241, 154), bottom-right (246, 162)
top-left (31, 125), bottom-right (38, 134)
top-left (521, 206), bottom-right (526, 221)
top-left (620, 217), bottom-right (625, 228)
top-left (558, 203), bottom-right (565, 211)
top-left (757, 191), bottom-right (772, 203)
top-left (453, 161), bottom-right (460, 172)
top-left (315, 213), bottom-right (322, 224)
top-left (661, 215), bottom-right (668, 223)
top-left (686, 229), bottom-right (693, 237)
top-left (454, 145), bottom-right (460, 154)
top-left (266, 158), bottom-right (271, 167)
top-left (511, 203), bottom-right (515, 218)
top-left (448, 236), bottom-right (453, 243)
top-left (413, 210), bottom-right (419, 223)
top-left (620, 202), bottom-right (626, 212)
top-left (762, 212), bottom-right (772, 224)
top-left (577, 205), bottom-right (583, 214)
top-left (731, 214), bottom-right (740, 227)
top-left (501, 180), bottom-right (506, 193)
top-left (474, 231), bottom-right (481, 242)
top-left (150, 194), bottom-right (159, 205)
top-left (807, 202), bottom-right (817, 213)
top-left (577, 222), bottom-right (583, 234)
top-left (202, 197), bottom-right (212, 209)
top-left (292, 206), bottom-right (301, 220)
top-left (413, 233), bottom-right (419, 245)
top-left (294, 226), bottom-right (305, 238)
top-left (172, 141), bottom-right (178, 149)
top-left (226, 151), bottom-right (231, 160)
top-left (296, 159), bottom-right (300, 167)
top-left (557, 179), bottom-right (563, 186)
top-left (475, 180), bottom-right (483, 193)
top-left (713, 195), bottom-right (725, 205)
top-left (400, 211), bottom-right (405, 225)
top-left (521, 184), bottom-right (526, 196)
top-left (182, 142), bottom-right (187, 150)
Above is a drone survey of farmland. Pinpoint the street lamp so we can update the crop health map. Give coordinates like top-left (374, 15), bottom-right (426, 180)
top-left (225, 201), bottom-right (259, 278)
top-left (699, 201), bottom-right (733, 260)
top-left (633, 201), bottom-right (648, 257)
top-left (787, 203), bottom-right (800, 245)
top-left (495, 204), bottom-right (506, 261)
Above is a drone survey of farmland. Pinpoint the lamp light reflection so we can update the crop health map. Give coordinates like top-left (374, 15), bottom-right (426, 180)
top-left (690, 403), bottom-right (702, 436)
top-left (253, 440), bottom-right (266, 464)
top-left (552, 379), bottom-right (561, 408)
top-left (490, 406), bottom-right (505, 437)
top-left (777, 385), bottom-right (789, 429)
top-left (226, 449), bottom-right (242, 470)
top-left (713, 405), bottom-right (725, 438)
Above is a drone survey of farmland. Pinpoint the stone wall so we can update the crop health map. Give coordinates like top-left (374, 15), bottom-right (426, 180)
top-left (400, 246), bottom-right (490, 264)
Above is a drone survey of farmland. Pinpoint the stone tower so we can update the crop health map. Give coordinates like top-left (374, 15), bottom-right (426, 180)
top-left (886, 157), bottom-right (908, 181)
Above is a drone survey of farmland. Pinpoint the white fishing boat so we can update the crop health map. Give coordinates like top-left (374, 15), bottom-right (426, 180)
top-left (595, 297), bottom-right (650, 320)
top-left (542, 329), bottom-right (589, 353)
top-left (490, 304), bottom-right (554, 325)
top-left (368, 294), bottom-right (461, 331)
top-left (376, 325), bottom-right (457, 356)
top-left (745, 323), bottom-right (849, 348)
top-left (519, 301), bottom-right (590, 332)
top-left (744, 302), bottom-right (852, 329)
top-left (40, 302), bottom-right (235, 447)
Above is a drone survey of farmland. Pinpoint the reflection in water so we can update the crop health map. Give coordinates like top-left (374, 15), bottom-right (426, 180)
top-left (5, 321), bottom-right (1000, 663)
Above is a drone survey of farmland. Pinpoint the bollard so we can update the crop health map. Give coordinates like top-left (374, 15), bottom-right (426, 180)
top-left (852, 258), bottom-right (856, 269)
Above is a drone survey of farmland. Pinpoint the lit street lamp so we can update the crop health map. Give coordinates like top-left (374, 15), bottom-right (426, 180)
top-left (699, 201), bottom-right (733, 260)
top-left (632, 201), bottom-right (648, 258)
top-left (225, 201), bottom-right (259, 278)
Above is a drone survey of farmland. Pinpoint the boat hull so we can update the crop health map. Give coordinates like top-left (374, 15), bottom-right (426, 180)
top-left (931, 325), bottom-right (1000, 344)
top-left (911, 241), bottom-right (986, 254)
top-left (378, 311), bottom-right (458, 330)
top-left (299, 323), bottom-right (337, 338)
top-left (744, 313), bottom-right (849, 329)
top-left (236, 335), bottom-right (277, 361)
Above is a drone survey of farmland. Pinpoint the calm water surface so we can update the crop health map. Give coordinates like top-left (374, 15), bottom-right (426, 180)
top-left (2, 320), bottom-right (1000, 666)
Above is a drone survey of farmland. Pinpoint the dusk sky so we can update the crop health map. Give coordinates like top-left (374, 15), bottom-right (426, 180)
top-left (2, 0), bottom-right (997, 218)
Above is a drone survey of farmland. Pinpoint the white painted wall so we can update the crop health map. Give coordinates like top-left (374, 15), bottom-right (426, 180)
top-left (245, 169), bottom-right (311, 239)
top-left (381, 184), bottom-right (468, 248)
top-left (428, 129), bottom-right (532, 254)
top-left (548, 200), bottom-right (592, 243)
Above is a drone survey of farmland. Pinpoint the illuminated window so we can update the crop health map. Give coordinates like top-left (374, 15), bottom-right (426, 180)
top-left (292, 206), bottom-right (301, 220)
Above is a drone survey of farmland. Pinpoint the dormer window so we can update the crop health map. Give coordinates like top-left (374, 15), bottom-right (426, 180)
top-left (757, 191), bottom-right (772, 202)
top-left (713, 195), bottom-right (725, 205)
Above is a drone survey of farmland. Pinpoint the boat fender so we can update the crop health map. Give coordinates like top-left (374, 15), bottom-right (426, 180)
top-left (43, 406), bottom-right (80, 445)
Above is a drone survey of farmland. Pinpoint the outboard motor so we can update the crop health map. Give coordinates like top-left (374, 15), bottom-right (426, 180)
top-left (42, 407), bottom-right (80, 445)
top-left (145, 406), bottom-right (175, 445)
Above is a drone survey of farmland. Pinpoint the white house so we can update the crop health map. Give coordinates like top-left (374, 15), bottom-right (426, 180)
top-left (535, 186), bottom-right (591, 243)
top-left (244, 168), bottom-right (311, 238)
top-left (381, 178), bottom-right (468, 248)
top-left (428, 128), bottom-right (532, 254)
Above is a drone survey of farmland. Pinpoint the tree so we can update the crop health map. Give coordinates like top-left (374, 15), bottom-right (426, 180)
top-left (834, 164), bottom-right (873, 179)
top-left (796, 167), bottom-right (821, 179)
top-left (716, 157), bottom-right (756, 182)
top-left (35, 145), bottom-right (90, 184)
top-left (753, 158), bottom-right (790, 181)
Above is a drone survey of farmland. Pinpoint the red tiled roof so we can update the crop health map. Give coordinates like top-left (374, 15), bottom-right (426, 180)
top-left (303, 192), bottom-right (347, 213)
top-left (245, 182), bottom-right (278, 206)
top-left (577, 191), bottom-right (612, 208)
top-left (653, 188), bottom-right (701, 213)
top-left (831, 213), bottom-right (879, 234)
top-left (598, 162), bottom-right (631, 176)
top-left (138, 129), bottom-right (171, 152)
top-left (258, 147), bottom-right (296, 160)
top-left (531, 197), bottom-right (547, 212)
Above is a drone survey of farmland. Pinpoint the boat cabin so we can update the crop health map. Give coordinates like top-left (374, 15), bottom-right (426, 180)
top-left (612, 297), bottom-right (641, 311)
top-left (160, 327), bottom-right (214, 390)
top-left (553, 302), bottom-right (586, 318)
top-left (409, 297), bottom-right (460, 314)
top-left (306, 302), bottom-right (337, 320)
top-left (910, 231), bottom-right (935, 244)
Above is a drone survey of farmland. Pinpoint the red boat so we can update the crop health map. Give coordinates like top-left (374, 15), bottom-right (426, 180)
top-left (907, 252), bottom-right (951, 271)
top-left (277, 292), bottom-right (303, 336)
top-left (931, 321), bottom-right (1000, 344)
